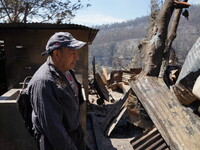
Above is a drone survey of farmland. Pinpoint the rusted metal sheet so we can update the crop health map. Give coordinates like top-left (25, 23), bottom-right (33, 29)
top-left (130, 127), bottom-right (169, 150)
top-left (174, 37), bottom-right (200, 105)
top-left (130, 76), bottom-right (200, 150)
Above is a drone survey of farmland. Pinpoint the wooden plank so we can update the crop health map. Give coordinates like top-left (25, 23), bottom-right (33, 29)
top-left (0, 100), bottom-right (16, 103)
top-left (154, 78), bottom-right (200, 135)
top-left (146, 78), bottom-right (189, 147)
top-left (132, 77), bottom-right (199, 149)
top-left (93, 57), bottom-right (110, 102)
top-left (102, 89), bottom-right (132, 135)
top-left (94, 73), bottom-right (110, 101)
top-left (130, 76), bottom-right (200, 150)
top-left (136, 134), bottom-right (162, 150)
top-left (131, 127), bottom-right (158, 146)
top-left (131, 127), bottom-right (169, 150)
top-left (105, 106), bottom-right (127, 136)
top-left (131, 79), bottom-right (178, 149)
top-left (90, 113), bottom-right (104, 150)
top-left (146, 78), bottom-right (199, 147)
top-left (173, 83), bottom-right (197, 105)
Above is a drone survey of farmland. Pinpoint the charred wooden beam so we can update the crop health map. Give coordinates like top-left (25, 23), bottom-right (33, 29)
top-left (94, 73), bottom-right (110, 103)
top-left (90, 113), bottom-right (104, 150)
top-left (130, 127), bottom-right (170, 150)
top-left (102, 89), bottom-right (132, 136)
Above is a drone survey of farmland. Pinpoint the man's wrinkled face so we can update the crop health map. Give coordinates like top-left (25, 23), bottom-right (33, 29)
top-left (55, 47), bottom-right (79, 72)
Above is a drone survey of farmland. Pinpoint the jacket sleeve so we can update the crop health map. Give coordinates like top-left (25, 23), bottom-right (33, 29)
top-left (30, 79), bottom-right (77, 150)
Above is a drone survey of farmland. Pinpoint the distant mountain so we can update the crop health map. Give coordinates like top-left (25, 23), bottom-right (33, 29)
top-left (89, 5), bottom-right (200, 70)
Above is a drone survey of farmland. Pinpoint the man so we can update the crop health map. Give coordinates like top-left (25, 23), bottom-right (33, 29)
top-left (27, 32), bottom-right (86, 150)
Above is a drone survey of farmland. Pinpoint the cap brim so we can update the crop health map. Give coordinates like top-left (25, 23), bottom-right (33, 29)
top-left (65, 39), bottom-right (86, 50)
top-left (41, 51), bottom-right (49, 56)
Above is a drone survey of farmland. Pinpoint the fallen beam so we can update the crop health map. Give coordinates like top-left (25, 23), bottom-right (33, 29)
top-left (130, 76), bottom-right (200, 150)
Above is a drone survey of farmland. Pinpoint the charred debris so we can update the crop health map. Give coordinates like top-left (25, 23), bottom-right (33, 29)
top-left (87, 39), bottom-right (200, 150)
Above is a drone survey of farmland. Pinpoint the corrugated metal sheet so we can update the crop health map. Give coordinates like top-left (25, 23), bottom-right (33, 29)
top-left (0, 23), bottom-right (99, 44)
top-left (131, 127), bottom-right (169, 150)
top-left (130, 76), bottom-right (200, 150)
top-left (176, 37), bottom-right (200, 83)
top-left (0, 22), bottom-right (96, 30)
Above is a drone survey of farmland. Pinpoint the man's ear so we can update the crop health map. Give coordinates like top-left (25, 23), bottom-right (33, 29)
top-left (53, 49), bottom-right (60, 58)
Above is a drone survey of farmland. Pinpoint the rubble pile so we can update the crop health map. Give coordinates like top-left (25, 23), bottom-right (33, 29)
top-left (87, 66), bottom-right (169, 150)
top-left (87, 37), bottom-right (200, 149)
top-left (87, 48), bottom-right (200, 149)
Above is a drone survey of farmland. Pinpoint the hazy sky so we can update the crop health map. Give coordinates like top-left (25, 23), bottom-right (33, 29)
top-left (71, 0), bottom-right (200, 27)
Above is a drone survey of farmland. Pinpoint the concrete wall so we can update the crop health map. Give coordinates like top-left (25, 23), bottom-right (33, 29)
top-left (0, 99), bottom-right (37, 150)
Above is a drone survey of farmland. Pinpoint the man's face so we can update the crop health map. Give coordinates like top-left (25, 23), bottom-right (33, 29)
top-left (56, 47), bottom-right (79, 71)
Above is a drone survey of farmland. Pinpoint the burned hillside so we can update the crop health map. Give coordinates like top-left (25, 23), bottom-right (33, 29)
top-left (89, 5), bottom-right (200, 69)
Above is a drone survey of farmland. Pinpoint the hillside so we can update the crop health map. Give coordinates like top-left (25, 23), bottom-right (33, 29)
top-left (89, 5), bottom-right (200, 70)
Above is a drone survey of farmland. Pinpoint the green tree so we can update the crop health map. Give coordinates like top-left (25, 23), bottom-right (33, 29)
top-left (0, 0), bottom-right (91, 23)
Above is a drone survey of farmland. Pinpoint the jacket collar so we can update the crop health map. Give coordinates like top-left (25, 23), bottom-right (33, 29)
top-left (46, 57), bottom-right (79, 104)
top-left (47, 57), bottom-right (70, 85)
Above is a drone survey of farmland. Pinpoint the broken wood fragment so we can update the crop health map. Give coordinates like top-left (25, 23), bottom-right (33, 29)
top-left (94, 73), bottom-right (110, 102)
top-left (126, 93), bottom-right (153, 130)
top-left (102, 89), bottom-right (132, 136)
top-left (174, 0), bottom-right (190, 8)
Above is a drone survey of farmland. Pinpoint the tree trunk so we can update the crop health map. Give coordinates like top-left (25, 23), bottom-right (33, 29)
top-left (159, 0), bottom-right (188, 77)
top-left (13, 1), bottom-right (19, 22)
top-left (139, 0), bottom-right (174, 77)
top-left (23, 3), bottom-right (29, 23)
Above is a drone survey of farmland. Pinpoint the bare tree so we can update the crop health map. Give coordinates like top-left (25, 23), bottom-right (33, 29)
top-left (159, 0), bottom-right (189, 77)
top-left (0, 0), bottom-right (91, 23)
top-left (138, 0), bottom-right (190, 77)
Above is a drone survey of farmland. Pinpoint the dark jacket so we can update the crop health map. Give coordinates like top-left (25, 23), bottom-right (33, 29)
top-left (27, 57), bottom-right (84, 150)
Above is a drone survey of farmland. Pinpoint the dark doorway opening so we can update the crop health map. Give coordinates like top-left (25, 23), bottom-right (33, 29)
top-left (0, 40), bottom-right (7, 95)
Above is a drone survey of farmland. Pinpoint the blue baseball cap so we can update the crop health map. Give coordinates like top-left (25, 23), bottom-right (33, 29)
top-left (41, 32), bottom-right (86, 56)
